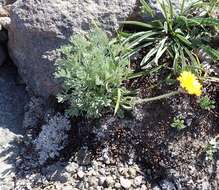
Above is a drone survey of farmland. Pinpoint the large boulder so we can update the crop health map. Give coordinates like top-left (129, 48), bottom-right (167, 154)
top-left (8, 0), bottom-right (138, 98)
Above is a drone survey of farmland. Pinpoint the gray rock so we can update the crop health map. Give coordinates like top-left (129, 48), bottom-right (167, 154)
top-left (141, 184), bottom-right (148, 190)
top-left (0, 17), bottom-right (11, 29)
top-left (72, 188), bottom-right (79, 190)
top-left (0, 128), bottom-right (21, 147)
top-left (77, 170), bottom-right (85, 179)
top-left (98, 168), bottom-right (106, 175)
top-left (102, 148), bottom-right (111, 165)
top-left (86, 168), bottom-right (96, 176)
top-left (98, 176), bottom-right (106, 186)
top-left (119, 167), bottom-right (129, 177)
top-left (8, 0), bottom-right (137, 98)
top-left (115, 182), bottom-right (121, 189)
top-left (62, 185), bottom-right (73, 190)
top-left (153, 186), bottom-right (161, 190)
top-left (96, 186), bottom-right (102, 190)
top-left (134, 176), bottom-right (143, 186)
top-left (88, 176), bottom-right (99, 187)
top-left (91, 160), bottom-right (99, 170)
top-left (65, 162), bottom-right (78, 173)
top-left (105, 176), bottom-right (114, 187)
top-left (120, 177), bottom-right (132, 189)
top-left (128, 167), bottom-right (137, 177)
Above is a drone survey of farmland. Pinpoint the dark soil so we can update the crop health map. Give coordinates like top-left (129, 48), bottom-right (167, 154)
top-left (58, 81), bottom-right (219, 188)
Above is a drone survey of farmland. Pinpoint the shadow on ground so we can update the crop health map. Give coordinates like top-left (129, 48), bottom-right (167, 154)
top-left (0, 64), bottom-right (28, 189)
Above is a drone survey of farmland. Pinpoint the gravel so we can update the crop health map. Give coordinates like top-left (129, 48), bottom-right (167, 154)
top-left (3, 94), bottom-right (218, 190)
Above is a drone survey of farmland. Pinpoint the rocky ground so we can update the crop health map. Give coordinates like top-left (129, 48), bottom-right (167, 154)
top-left (3, 92), bottom-right (218, 190)
top-left (0, 58), bottom-right (218, 190)
top-left (0, 0), bottom-right (218, 190)
top-left (0, 63), bottom-right (218, 190)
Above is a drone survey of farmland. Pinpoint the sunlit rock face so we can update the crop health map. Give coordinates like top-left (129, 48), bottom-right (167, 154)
top-left (8, 0), bottom-right (138, 98)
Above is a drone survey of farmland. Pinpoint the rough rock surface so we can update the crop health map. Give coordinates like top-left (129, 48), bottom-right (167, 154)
top-left (148, 0), bottom-right (180, 15)
top-left (8, 0), bottom-right (137, 98)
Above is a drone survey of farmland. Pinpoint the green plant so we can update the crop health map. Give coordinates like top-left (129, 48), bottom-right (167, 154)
top-left (171, 115), bottom-right (186, 130)
top-left (121, 0), bottom-right (219, 76)
top-left (198, 95), bottom-right (216, 110)
top-left (55, 28), bottom-right (134, 118)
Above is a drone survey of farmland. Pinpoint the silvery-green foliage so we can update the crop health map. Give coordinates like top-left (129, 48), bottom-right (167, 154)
top-left (55, 28), bottom-right (133, 118)
top-left (34, 114), bottom-right (71, 164)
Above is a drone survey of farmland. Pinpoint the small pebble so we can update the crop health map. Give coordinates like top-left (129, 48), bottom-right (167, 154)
top-left (128, 167), bottom-right (137, 177)
top-left (88, 176), bottom-right (98, 186)
top-left (141, 184), bottom-right (147, 190)
top-left (105, 176), bottom-right (114, 187)
top-left (62, 185), bottom-right (73, 190)
top-left (98, 176), bottom-right (106, 186)
top-left (134, 176), bottom-right (143, 186)
top-left (77, 170), bottom-right (85, 179)
top-left (120, 177), bottom-right (132, 189)
top-left (115, 182), bottom-right (121, 189)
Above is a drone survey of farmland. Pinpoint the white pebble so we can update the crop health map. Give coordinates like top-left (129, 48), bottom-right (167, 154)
top-left (77, 170), bottom-right (85, 179)
top-left (120, 177), bottom-right (132, 189)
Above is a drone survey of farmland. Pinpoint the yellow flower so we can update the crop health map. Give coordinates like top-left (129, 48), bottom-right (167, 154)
top-left (177, 71), bottom-right (202, 96)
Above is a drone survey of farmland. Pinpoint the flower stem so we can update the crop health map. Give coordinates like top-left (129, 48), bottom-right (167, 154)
top-left (135, 90), bottom-right (179, 104)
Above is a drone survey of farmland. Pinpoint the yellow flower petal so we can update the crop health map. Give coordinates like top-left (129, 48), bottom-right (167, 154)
top-left (177, 71), bottom-right (202, 96)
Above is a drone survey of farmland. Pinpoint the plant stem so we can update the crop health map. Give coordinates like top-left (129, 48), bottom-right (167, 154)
top-left (135, 90), bottom-right (179, 104)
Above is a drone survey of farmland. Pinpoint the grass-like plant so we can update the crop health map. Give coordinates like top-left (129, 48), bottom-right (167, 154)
top-left (121, 0), bottom-right (219, 75)
top-left (55, 28), bottom-right (134, 118)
